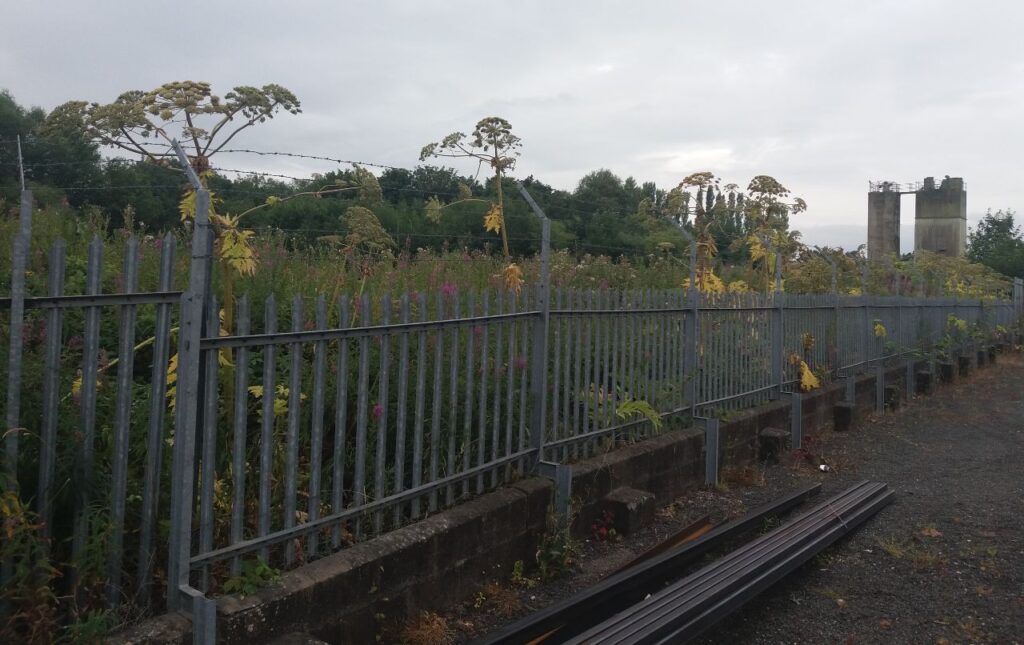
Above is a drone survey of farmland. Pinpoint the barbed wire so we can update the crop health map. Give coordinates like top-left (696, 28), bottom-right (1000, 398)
top-left (5, 142), bottom-right (706, 252)
top-left (4, 143), bottom-right (678, 218)
top-left (214, 148), bottom-right (400, 171)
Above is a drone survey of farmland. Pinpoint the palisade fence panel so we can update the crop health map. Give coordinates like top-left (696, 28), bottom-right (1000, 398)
top-left (0, 228), bottom-right (181, 610)
top-left (4, 203), bottom-right (1024, 616)
top-left (186, 288), bottom-right (540, 589)
top-left (544, 288), bottom-right (692, 461)
top-left (697, 292), bottom-right (774, 414)
top-left (123, 282), bottom-right (1024, 595)
top-left (781, 294), bottom-right (835, 387)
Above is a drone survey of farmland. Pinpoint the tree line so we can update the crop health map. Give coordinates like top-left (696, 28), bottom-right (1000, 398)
top-left (3, 86), bottom-right (1022, 284)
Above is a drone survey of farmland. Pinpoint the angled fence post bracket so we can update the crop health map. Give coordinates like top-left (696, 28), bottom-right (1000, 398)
top-left (537, 461), bottom-right (572, 526)
top-left (695, 416), bottom-right (720, 487)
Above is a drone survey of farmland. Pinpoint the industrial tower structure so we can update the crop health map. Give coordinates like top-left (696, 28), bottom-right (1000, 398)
top-left (867, 176), bottom-right (967, 259)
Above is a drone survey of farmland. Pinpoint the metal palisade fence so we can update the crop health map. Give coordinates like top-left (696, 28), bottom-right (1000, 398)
top-left (2, 171), bottom-right (1024, 632)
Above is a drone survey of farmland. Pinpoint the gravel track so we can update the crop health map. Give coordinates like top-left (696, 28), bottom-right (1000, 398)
top-left (700, 353), bottom-right (1024, 644)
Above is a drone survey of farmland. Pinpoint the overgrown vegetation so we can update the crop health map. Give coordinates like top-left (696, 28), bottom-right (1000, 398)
top-left (1, 80), bottom-right (1021, 641)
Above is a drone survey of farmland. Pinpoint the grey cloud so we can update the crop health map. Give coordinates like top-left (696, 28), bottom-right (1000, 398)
top-left (3, 0), bottom-right (1023, 252)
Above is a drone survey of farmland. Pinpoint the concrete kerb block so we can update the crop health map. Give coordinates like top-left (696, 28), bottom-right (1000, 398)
top-left (958, 354), bottom-right (972, 377)
top-left (600, 487), bottom-right (656, 536)
top-left (884, 384), bottom-right (902, 411)
top-left (758, 426), bottom-right (790, 463)
top-left (833, 401), bottom-right (856, 432)
top-left (916, 369), bottom-right (935, 395)
top-left (939, 360), bottom-right (957, 384)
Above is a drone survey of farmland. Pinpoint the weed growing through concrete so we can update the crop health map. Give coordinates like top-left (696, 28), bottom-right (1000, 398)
top-left (509, 560), bottom-right (537, 589)
top-left (535, 507), bottom-right (581, 581)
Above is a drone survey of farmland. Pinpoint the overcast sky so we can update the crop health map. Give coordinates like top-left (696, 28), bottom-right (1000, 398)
top-left (4, 0), bottom-right (1023, 251)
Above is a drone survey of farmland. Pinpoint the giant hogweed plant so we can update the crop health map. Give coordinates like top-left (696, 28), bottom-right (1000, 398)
top-left (420, 117), bottom-right (525, 294)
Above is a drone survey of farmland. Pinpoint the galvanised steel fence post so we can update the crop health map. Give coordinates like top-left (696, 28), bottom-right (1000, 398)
top-left (861, 264), bottom-right (871, 372)
top-left (830, 256), bottom-right (839, 378)
top-left (4, 187), bottom-right (31, 477)
top-left (518, 184), bottom-right (550, 468)
top-left (768, 240), bottom-right (783, 400)
top-left (167, 140), bottom-right (215, 630)
top-left (703, 417), bottom-right (719, 486)
top-left (1013, 278), bottom-right (1018, 317)
top-left (674, 226), bottom-right (698, 416)
top-left (1, 186), bottom-right (32, 607)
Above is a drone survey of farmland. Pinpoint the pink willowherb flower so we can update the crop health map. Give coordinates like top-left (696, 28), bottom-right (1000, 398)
top-left (514, 356), bottom-right (528, 370)
top-left (372, 403), bottom-right (384, 420)
top-left (440, 281), bottom-right (457, 298)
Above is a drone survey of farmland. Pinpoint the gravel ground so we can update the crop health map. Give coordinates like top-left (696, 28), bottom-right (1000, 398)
top-left (442, 353), bottom-right (1024, 645)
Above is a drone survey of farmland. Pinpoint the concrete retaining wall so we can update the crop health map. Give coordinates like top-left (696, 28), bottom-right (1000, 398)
top-left (111, 356), bottom-right (985, 644)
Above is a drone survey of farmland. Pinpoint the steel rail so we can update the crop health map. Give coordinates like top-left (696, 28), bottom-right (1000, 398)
top-left (571, 482), bottom-right (890, 644)
top-left (473, 483), bottom-right (821, 645)
top-left (659, 488), bottom-right (895, 643)
top-left (576, 484), bottom-right (883, 643)
top-left (571, 483), bottom-right (880, 643)
top-left (603, 486), bottom-right (885, 643)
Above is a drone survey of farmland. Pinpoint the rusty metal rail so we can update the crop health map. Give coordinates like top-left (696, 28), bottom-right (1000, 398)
top-left (605, 515), bottom-right (714, 579)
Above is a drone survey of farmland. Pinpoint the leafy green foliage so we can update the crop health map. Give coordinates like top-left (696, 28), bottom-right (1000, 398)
top-left (535, 510), bottom-right (580, 581)
top-left (222, 558), bottom-right (281, 597)
top-left (615, 398), bottom-right (663, 430)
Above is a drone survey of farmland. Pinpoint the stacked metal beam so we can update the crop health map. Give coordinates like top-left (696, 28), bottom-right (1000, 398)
top-left (567, 481), bottom-right (894, 644)
top-left (476, 483), bottom-right (821, 645)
